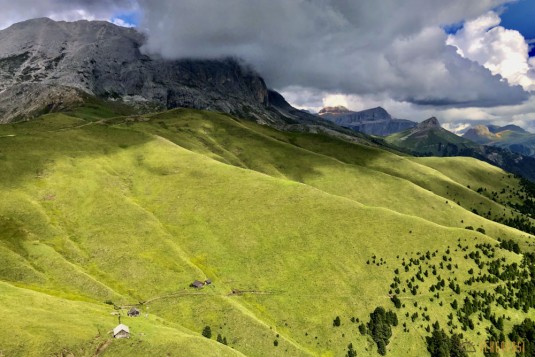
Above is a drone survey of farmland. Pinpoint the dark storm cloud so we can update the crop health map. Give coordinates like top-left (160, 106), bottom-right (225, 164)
top-left (0, 0), bottom-right (529, 108)
top-left (137, 0), bottom-right (528, 107)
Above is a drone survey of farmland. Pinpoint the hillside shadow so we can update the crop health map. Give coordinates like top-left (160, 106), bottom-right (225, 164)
top-left (133, 110), bottom-right (330, 184)
top-left (286, 131), bottom-right (398, 168)
top-left (0, 116), bottom-right (152, 188)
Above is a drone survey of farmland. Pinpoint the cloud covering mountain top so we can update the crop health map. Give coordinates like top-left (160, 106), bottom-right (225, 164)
top-left (137, 0), bottom-right (527, 108)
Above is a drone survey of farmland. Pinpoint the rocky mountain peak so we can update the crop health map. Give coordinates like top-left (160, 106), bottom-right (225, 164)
top-left (462, 125), bottom-right (494, 142)
top-left (318, 106), bottom-right (351, 116)
top-left (463, 124), bottom-right (530, 143)
top-left (318, 105), bottom-right (417, 136)
top-left (417, 117), bottom-right (441, 129)
top-left (492, 124), bottom-right (528, 134)
top-left (466, 125), bottom-right (493, 136)
top-left (356, 107), bottom-right (392, 121)
top-left (0, 18), bottom-right (275, 123)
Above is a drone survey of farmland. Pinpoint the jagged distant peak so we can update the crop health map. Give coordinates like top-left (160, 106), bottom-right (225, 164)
top-left (355, 106), bottom-right (391, 119)
top-left (417, 117), bottom-right (441, 129)
top-left (467, 125), bottom-right (493, 135)
top-left (318, 106), bottom-right (351, 115)
top-left (467, 124), bottom-right (527, 136)
top-left (368, 106), bottom-right (389, 113)
top-left (318, 106), bottom-right (392, 118)
top-left (495, 124), bottom-right (528, 133)
top-left (462, 125), bottom-right (496, 143)
top-left (317, 105), bottom-right (417, 136)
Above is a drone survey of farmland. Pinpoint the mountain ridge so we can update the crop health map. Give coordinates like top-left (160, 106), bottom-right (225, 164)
top-left (463, 123), bottom-right (535, 157)
top-left (0, 17), bottom-right (405, 156)
top-left (0, 18), bottom-right (309, 128)
top-left (318, 106), bottom-right (417, 136)
top-left (386, 118), bottom-right (535, 181)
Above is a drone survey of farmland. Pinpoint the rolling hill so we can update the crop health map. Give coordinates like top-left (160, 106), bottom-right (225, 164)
top-left (1, 102), bottom-right (535, 356)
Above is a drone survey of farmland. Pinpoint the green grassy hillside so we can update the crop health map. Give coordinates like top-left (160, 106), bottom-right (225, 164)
top-left (0, 107), bottom-right (534, 356)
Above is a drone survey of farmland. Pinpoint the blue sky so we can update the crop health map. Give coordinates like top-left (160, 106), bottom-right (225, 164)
top-left (501, 0), bottom-right (535, 39)
top-left (443, 21), bottom-right (464, 35)
top-left (444, 0), bottom-right (535, 57)
top-left (500, 0), bottom-right (535, 57)
top-left (111, 11), bottom-right (140, 27)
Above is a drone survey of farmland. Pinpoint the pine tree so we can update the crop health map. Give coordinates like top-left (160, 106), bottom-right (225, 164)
top-left (391, 295), bottom-right (401, 309)
top-left (346, 343), bottom-right (357, 357)
top-left (333, 316), bottom-right (341, 327)
top-left (202, 326), bottom-right (212, 339)
top-left (377, 340), bottom-right (387, 356)
top-left (358, 323), bottom-right (367, 335)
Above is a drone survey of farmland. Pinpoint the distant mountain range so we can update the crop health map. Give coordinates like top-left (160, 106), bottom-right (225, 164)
top-left (385, 117), bottom-right (535, 181)
top-left (318, 106), bottom-right (417, 136)
top-left (463, 124), bottom-right (535, 157)
top-left (314, 104), bottom-right (535, 180)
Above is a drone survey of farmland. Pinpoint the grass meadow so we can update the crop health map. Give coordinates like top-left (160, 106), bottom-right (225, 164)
top-left (0, 107), bottom-right (533, 356)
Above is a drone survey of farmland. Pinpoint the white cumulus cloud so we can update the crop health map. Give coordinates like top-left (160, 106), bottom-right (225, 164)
top-left (447, 11), bottom-right (535, 91)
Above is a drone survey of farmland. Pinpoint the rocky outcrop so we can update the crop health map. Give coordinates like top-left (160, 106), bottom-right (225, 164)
top-left (318, 106), bottom-right (352, 116)
top-left (416, 117), bottom-right (441, 130)
top-left (0, 18), bottom-right (275, 123)
top-left (318, 106), bottom-right (416, 136)
top-left (463, 125), bottom-right (495, 144)
top-left (0, 83), bottom-right (86, 123)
